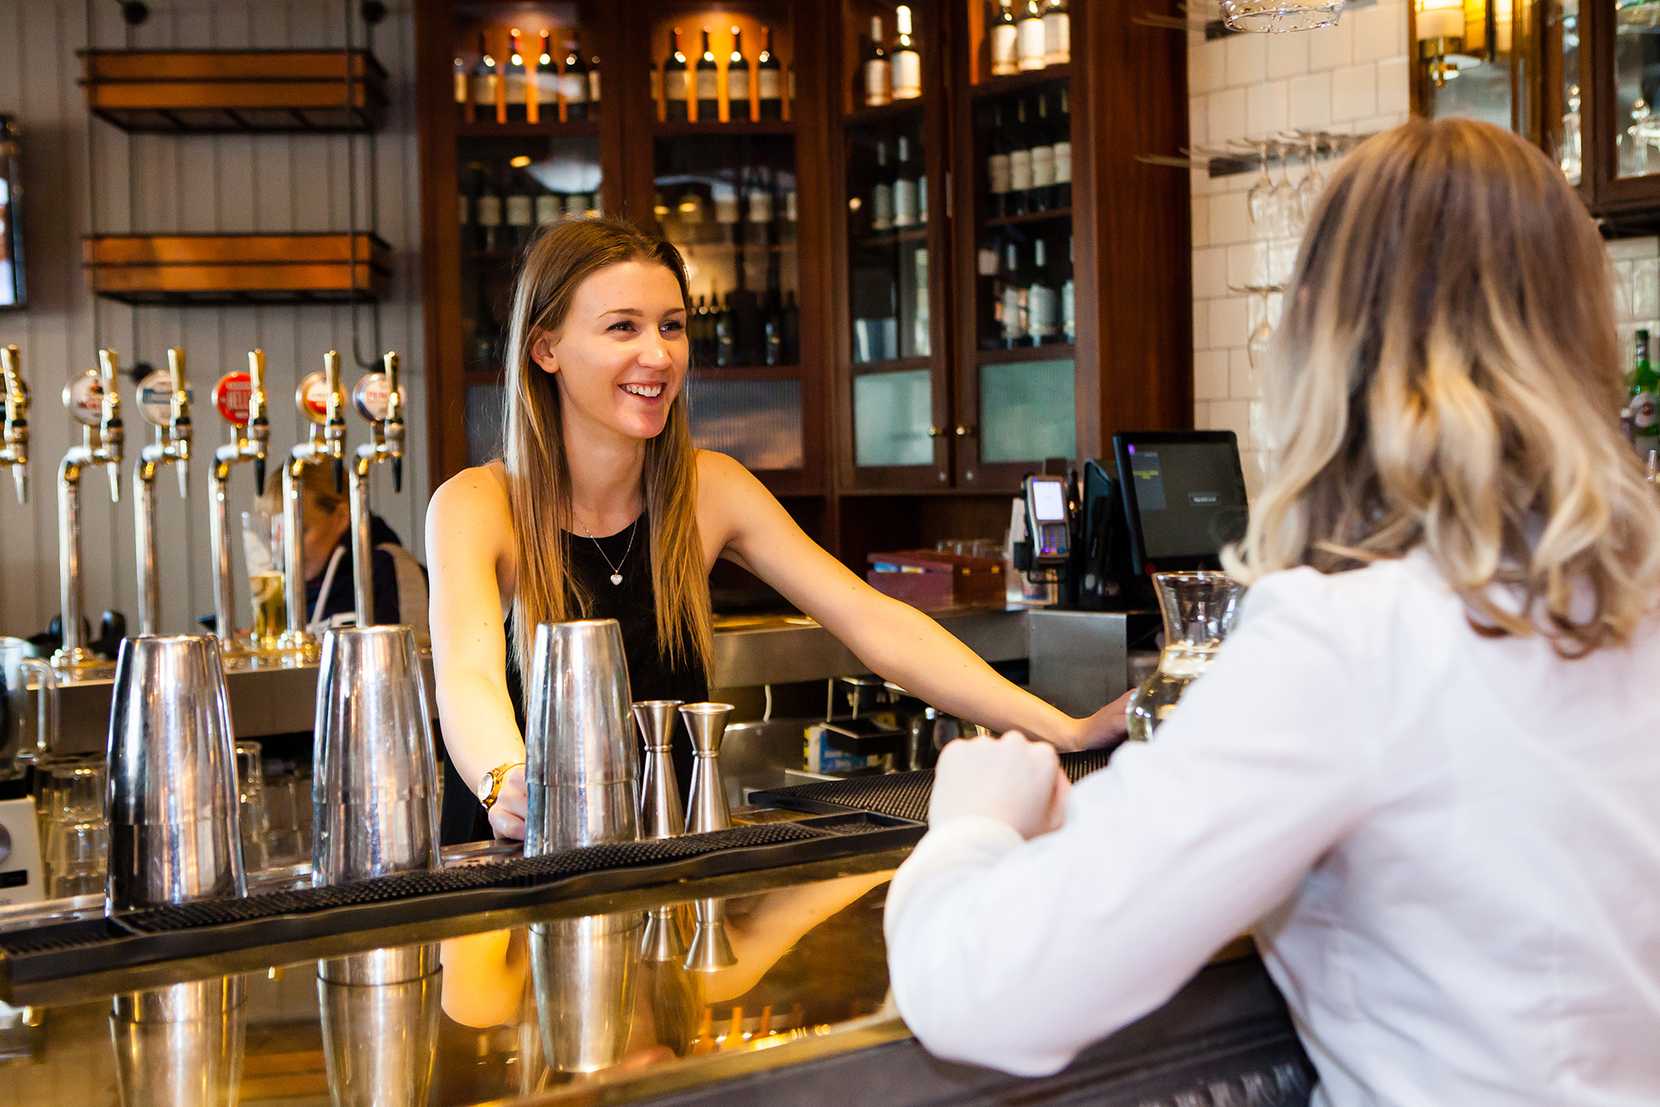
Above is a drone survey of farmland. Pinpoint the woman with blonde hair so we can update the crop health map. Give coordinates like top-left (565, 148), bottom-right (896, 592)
top-left (426, 216), bottom-right (1125, 844)
top-left (886, 118), bottom-right (1660, 1102)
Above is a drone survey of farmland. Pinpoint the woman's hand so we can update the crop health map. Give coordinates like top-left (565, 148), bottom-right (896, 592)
top-left (1055, 690), bottom-right (1135, 752)
top-left (929, 730), bottom-right (1071, 840)
top-left (487, 764), bottom-right (528, 841)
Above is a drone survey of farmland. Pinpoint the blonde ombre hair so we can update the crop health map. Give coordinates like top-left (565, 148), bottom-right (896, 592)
top-left (1226, 118), bottom-right (1660, 656)
top-left (500, 217), bottom-right (713, 680)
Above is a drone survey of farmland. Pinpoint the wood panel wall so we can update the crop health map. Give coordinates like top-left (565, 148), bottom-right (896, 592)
top-left (0, 0), bottom-right (427, 640)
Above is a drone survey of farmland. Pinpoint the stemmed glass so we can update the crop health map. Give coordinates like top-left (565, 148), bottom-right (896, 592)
top-left (1295, 134), bottom-right (1324, 224)
top-left (1247, 141), bottom-right (1275, 229)
top-left (1247, 289), bottom-right (1275, 372)
top-left (1271, 141), bottom-right (1300, 237)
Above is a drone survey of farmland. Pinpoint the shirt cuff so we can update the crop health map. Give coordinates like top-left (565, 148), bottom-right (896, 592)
top-left (886, 814), bottom-right (1026, 925)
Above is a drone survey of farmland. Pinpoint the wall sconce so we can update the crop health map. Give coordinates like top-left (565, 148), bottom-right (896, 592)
top-left (0, 115), bottom-right (23, 310)
top-left (1416, 0), bottom-right (1477, 87)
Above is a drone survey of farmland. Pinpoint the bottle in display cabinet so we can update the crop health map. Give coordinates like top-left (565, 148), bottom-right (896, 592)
top-left (1017, 1), bottom-right (1047, 72)
top-left (562, 40), bottom-right (591, 121)
top-left (1027, 238), bottom-right (1059, 346)
top-left (727, 26), bottom-right (750, 123)
top-left (534, 30), bottom-right (554, 122)
top-left (588, 54), bottom-right (602, 108)
top-left (1043, 0), bottom-right (1071, 66)
top-left (475, 165), bottom-right (503, 252)
top-left (1631, 329), bottom-right (1659, 460)
top-left (504, 29), bottom-right (529, 122)
top-left (1031, 94), bottom-right (1055, 210)
top-left (1007, 100), bottom-right (1032, 215)
top-left (453, 49), bottom-right (468, 115)
top-left (1054, 87), bottom-right (1072, 208)
top-left (780, 289), bottom-right (800, 363)
top-left (987, 104), bottom-right (1010, 218)
top-left (863, 16), bottom-right (890, 108)
top-left (991, 0), bottom-right (1019, 77)
top-left (977, 240), bottom-right (1001, 349)
top-left (758, 27), bottom-right (783, 120)
top-left (470, 31), bottom-right (498, 123)
top-left (663, 28), bottom-right (689, 122)
top-left (505, 167), bottom-right (534, 250)
top-left (695, 29), bottom-right (720, 122)
top-left (1001, 240), bottom-right (1027, 348)
top-left (890, 6), bottom-right (922, 101)
top-left (872, 139), bottom-right (894, 232)
top-left (894, 133), bottom-right (921, 229)
top-left (1061, 236), bottom-right (1075, 344)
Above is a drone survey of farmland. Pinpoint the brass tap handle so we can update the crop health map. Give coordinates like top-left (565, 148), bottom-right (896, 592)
top-left (248, 348), bottom-right (270, 492)
top-left (1, 344), bottom-right (27, 505)
top-left (97, 349), bottom-right (125, 503)
top-left (166, 346), bottom-right (192, 499)
top-left (383, 350), bottom-right (404, 493)
top-left (322, 351), bottom-right (346, 493)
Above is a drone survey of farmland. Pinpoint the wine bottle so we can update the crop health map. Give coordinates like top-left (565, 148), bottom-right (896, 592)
top-left (872, 139), bottom-right (894, 232)
top-left (912, 246), bottom-right (931, 358)
top-left (1054, 87), bottom-right (1072, 209)
top-left (991, 0), bottom-right (1019, 77)
top-left (690, 294), bottom-right (708, 364)
top-left (504, 28), bottom-right (529, 122)
top-left (894, 133), bottom-right (920, 229)
top-left (757, 27), bottom-right (783, 120)
top-left (715, 294), bottom-right (735, 367)
top-left (453, 50), bottom-right (468, 116)
top-left (977, 239), bottom-right (1001, 350)
top-left (470, 31), bottom-right (498, 124)
top-left (561, 40), bottom-right (590, 122)
top-left (664, 28), bottom-right (689, 122)
top-left (587, 54), bottom-right (601, 110)
top-left (1008, 99), bottom-right (1032, 216)
top-left (1028, 237), bottom-right (1057, 345)
top-left (1061, 235), bottom-right (1076, 344)
top-left (459, 162), bottom-right (474, 238)
top-left (727, 25), bottom-right (751, 123)
top-left (531, 29), bottom-right (552, 124)
top-left (1001, 240), bottom-right (1027, 348)
top-left (1030, 92), bottom-right (1055, 212)
top-left (534, 185), bottom-right (561, 228)
top-left (891, 6), bottom-right (922, 101)
top-left (696, 28), bottom-right (720, 122)
top-left (476, 166), bottom-right (503, 252)
top-left (1017, 1), bottom-right (1047, 72)
top-left (780, 289), bottom-right (800, 364)
top-left (987, 104), bottom-right (1011, 219)
top-left (505, 166), bottom-right (533, 250)
top-left (863, 16), bottom-right (891, 108)
top-left (1043, 0), bottom-right (1072, 66)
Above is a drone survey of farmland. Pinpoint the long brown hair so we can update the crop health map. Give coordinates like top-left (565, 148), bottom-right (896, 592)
top-left (1226, 118), bottom-right (1660, 656)
top-left (499, 216), bottom-right (713, 680)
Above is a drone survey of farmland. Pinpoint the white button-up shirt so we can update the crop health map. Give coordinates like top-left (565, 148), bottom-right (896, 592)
top-left (885, 553), bottom-right (1660, 1105)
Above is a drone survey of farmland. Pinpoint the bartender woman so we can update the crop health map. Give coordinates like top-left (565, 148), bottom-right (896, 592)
top-left (427, 216), bottom-right (1126, 844)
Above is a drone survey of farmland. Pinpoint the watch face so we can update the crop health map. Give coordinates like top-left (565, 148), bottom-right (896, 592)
top-left (478, 771), bottom-right (496, 802)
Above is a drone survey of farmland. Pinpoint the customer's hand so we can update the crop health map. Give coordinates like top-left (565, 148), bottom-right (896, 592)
top-left (488, 765), bottom-right (528, 841)
top-left (1060, 690), bottom-right (1134, 751)
top-left (929, 730), bottom-right (1070, 839)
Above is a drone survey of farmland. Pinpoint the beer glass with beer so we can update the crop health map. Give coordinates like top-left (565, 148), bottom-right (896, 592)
top-left (241, 508), bottom-right (285, 651)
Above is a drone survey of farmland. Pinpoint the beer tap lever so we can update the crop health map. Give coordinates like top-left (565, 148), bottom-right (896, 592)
top-left (248, 349), bottom-right (269, 492)
top-left (384, 350), bottom-right (404, 494)
top-left (133, 346), bottom-right (193, 635)
top-left (347, 350), bottom-right (407, 627)
top-left (0, 344), bottom-right (30, 505)
top-left (280, 350), bottom-right (350, 659)
top-left (54, 353), bottom-right (124, 676)
top-left (208, 349), bottom-right (274, 656)
top-left (324, 350), bottom-right (346, 494)
top-left (96, 348), bottom-right (125, 504)
top-left (167, 347), bottom-right (192, 500)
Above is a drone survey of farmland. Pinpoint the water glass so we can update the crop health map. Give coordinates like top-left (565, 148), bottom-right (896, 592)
top-left (235, 741), bottom-right (269, 873)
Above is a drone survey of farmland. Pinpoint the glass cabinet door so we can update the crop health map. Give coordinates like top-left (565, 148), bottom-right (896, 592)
top-left (1612, 0), bottom-right (1660, 182)
top-left (953, 0), bottom-right (1078, 489)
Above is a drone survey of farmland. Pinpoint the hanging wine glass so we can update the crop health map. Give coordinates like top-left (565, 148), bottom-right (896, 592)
top-left (1247, 289), bottom-right (1274, 371)
top-left (1270, 142), bottom-right (1299, 237)
top-left (1247, 141), bottom-right (1275, 229)
top-left (1294, 134), bottom-right (1324, 226)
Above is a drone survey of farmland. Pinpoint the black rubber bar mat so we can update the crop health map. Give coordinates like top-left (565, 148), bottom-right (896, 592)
top-left (752, 749), bottom-right (1117, 823)
top-left (0, 812), bottom-right (923, 991)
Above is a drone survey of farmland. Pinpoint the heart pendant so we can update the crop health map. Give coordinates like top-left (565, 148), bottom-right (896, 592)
top-left (610, 573), bottom-right (623, 586)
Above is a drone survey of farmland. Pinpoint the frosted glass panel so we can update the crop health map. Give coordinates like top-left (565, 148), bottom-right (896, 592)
top-left (854, 370), bottom-right (933, 467)
top-left (465, 382), bottom-right (504, 466)
top-left (980, 358), bottom-right (1075, 463)
top-left (689, 378), bottom-right (804, 470)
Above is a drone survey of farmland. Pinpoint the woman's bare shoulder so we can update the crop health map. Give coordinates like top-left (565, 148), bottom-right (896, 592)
top-left (428, 462), bottom-right (512, 536)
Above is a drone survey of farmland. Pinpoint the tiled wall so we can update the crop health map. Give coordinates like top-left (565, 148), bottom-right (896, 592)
top-left (1610, 237), bottom-right (1660, 347)
top-left (1186, 6), bottom-right (1413, 491)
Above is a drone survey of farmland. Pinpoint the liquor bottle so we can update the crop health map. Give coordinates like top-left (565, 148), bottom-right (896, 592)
top-left (476, 166), bottom-right (503, 252)
top-left (891, 6), bottom-right (922, 101)
top-left (893, 133), bottom-right (920, 229)
top-left (695, 29), bottom-right (720, 122)
top-left (504, 28), bottom-right (529, 122)
top-left (780, 288), bottom-right (800, 364)
top-left (1017, 1), bottom-right (1047, 72)
top-left (1631, 329), bottom-right (1660, 459)
top-left (1061, 235), bottom-right (1075, 344)
top-left (863, 16), bottom-right (891, 108)
top-left (987, 104), bottom-right (1011, 218)
top-left (872, 139), bottom-right (894, 232)
top-left (470, 31), bottom-right (498, 124)
top-left (1007, 99), bottom-right (1032, 215)
top-left (588, 54), bottom-right (602, 110)
top-left (690, 294), bottom-right (709, 364)
top-left (1053, 86), bottom-right (1072, 209)
top-left (714, 294), bottom-right (735, 367)
top-left (459, 162), bottom-right (474, 239)
top-left (1030, 92), bottom-right (1055, 212)
top-left (787, 60), bottom-right (796, 117)
top-left (1028, 238), bottom-right (1058, 346)
top-left (532, 29), bottom-right (553, 124)
top-left (977, 240), bottom-right (1002, 350)
top-left (505, 167), bottom-right (534, 250)
top-left (561, 41), bottom-right (591, 122)
top-left (453, 50), bottom-right (468, 116)
top-left (763, 286), bottom-right (783, 367)
top-left (664, 28), bottom-right (689, 122)
top-left (912, 246), bottom-right (931, 357)
top-left (746, 166), bottom-right (774, 226)
top-left (990, 0), bottom-right (1020, 77)
top-left (727, 25), bottom-right (751, 123)
top-left (757, 26), bottom-right (783, 120)
top-left (534, 185), bottom-right (561, 228)
top-left (468, 281), bottom-right (497, 371)
top-left (1001, 240), bottom-right (1027, 348)
top-left (1043, 0), bottom-right (1072, 66)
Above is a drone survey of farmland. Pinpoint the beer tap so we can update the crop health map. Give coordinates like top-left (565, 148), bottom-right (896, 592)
top-left (54, 349), bottom-right (125, 676)
top-left (133, 347), bottom-right (193, 636)
top-left (279, 350), bottom-right (347, 661)
top-left (0, 344), bottom-right (30, 504)
top-left (347, 350), bottom-right (406, 626)
top-left (208, 350), bottom-right (272, 656)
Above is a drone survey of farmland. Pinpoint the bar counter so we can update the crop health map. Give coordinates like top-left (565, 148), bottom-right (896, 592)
top-left (2, 842), bottom-right (1310, 1106)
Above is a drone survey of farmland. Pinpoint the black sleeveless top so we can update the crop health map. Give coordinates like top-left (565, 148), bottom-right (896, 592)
top-left (439, 513), bottom-right (710, 845)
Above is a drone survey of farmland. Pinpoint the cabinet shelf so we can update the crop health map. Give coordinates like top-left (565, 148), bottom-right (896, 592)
top-left (976, 342), bottom-right (1075, 364)
top-left (457, 119), bottom-right (601, 138)
top-left (695, 364), bottom-right (803, 379)
top-left (83, 232), bottom-right (390, 306)
top-left (850, 355), bottom-right (933, 375)
top-left (970, 64), bottom-right (1072, 99)
top-left (653, 120), bottom-right (796, 137)
top-left (984, 206), bottom-right (1073, 229)
top-left (853, 227), bottom-right (929, 248)
top-left (843, 100), bottom-right (925, 128)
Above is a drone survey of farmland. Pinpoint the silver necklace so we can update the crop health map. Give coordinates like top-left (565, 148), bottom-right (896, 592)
top-left (585, 517), bottom-right (638, 586)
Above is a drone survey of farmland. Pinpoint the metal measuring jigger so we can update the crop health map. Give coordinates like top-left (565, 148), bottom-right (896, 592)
top-left (312, 625), bottom-right (441, 890)
top-left (633, 699), bottom-right (685, 839)
top-left (106, 634), bottom-right (246, 914)
top-left (317, 946), bottom-right (441, 1105)
top-left (524, 619), bottom-right (639, 856)
top-left (110, 978), bottom-right (245, 1107)
top-left (680, 702), bottom-right (736, 835)
top-left (530, 911), bottom-right (642, 1075)
top-left (684, 896), bottom-right (738, 974)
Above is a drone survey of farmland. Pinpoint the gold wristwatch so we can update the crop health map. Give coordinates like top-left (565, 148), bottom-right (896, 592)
top-left (476, 761), bottom-right (524, 812)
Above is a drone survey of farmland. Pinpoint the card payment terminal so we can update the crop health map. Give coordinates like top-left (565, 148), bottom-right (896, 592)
top-left (1022, 474), bottom-right (1071, 566)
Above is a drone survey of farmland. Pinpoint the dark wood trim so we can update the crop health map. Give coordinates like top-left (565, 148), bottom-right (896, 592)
top-left (416, 1), bottom-right (467, 485)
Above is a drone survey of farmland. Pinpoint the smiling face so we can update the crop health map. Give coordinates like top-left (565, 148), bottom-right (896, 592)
top-left (530, 259), bottom-right (689, 443)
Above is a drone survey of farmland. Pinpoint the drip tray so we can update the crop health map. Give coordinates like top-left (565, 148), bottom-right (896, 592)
top-left (0, 814), bottom-right (923, 991)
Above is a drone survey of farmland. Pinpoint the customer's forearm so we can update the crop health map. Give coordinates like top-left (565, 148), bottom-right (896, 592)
top-left (436, 670), bottom-right (527, 786)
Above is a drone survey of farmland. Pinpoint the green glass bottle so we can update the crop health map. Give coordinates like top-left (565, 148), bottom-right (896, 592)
top-left (1630, 329), bottom-right (1659, 460)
